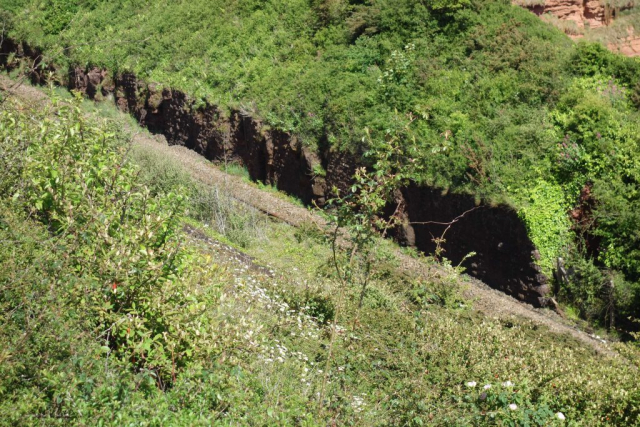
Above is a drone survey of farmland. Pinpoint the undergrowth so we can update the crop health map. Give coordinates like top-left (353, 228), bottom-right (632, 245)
top-left (3, 0), bottom-right (640, 328)
top-left (1, 88), bottom-right (640, 425)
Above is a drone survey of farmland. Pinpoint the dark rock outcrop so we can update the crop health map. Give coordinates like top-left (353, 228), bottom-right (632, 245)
top-left (0, 41), bottom-right (551, 306)
top-left (396, 185), bottom-right (549, 305)
top-left (69, 67), bottom-right (112, 99)
top-left (0, 39), bottom-right (56, 84)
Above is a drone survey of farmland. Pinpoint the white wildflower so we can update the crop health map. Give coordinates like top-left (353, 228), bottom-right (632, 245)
top-left (466, 381), bottom-right (477, 388)
top-left (509, 404), bottom-right (518, 411)
top-left (502, 381), bottom-right (514, 387)
top-left (352, 395), bottom-right (366, 413)
top-left (556, 412), bottom-right (566, 420)
top-left (483, 384), bottom-right (491, 390)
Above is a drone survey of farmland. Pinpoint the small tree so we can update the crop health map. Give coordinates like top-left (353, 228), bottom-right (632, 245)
top-left (324, 114), bottom-right (419, 310)
top-left (317, 113), bottom-right (418, 410)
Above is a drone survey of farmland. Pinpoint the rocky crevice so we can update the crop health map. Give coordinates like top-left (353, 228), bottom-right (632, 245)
top-left (0, 39), bottom-right (551, 306)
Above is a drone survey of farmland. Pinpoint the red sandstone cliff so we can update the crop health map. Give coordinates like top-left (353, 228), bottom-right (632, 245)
top-left (517, 0), bottom-right (640, 56)
top-left (609, 27), bottom-right (640, 55)
top-left (525, 0), bottom-right (609, 28)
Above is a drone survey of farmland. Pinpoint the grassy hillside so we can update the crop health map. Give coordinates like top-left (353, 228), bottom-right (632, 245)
top-left (2, 1), bottom-right (640, 334)
top-left (0, 85), bottom-right (639, 425)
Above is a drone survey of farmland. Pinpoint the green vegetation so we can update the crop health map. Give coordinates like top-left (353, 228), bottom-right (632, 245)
top-left (0, 93), bottom-right (222, 424)
top-left (3, 0), bottom-right (640, 329)
top-left (514, 179), bottom-right (572, 275)
top-left (2, 89), bottom-right (639, 425)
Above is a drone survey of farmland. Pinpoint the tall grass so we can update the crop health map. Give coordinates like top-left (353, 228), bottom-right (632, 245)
top-left (131, 145), bottom-right (268, 248)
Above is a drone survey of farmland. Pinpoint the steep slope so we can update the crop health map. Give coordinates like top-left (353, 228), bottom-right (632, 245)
top-left (3, 0), bottom-right (640, 330)
top-left (1, 78), bottom-right (638, 425)
top-left (0, 74), bottom-right (604, 351)
top-left (0, 38), bottom-right (553, 307)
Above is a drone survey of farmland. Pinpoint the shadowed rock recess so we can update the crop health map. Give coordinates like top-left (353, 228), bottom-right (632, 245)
top-left (1, 40), bottom-right (550, 306)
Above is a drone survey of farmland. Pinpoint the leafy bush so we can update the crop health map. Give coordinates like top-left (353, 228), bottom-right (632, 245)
top-left (12, 95), bottom-right (199, 383)
top-left (0, 95), bottom-right (229, 424)
top-left (514, 179), bottom-right (572, 275)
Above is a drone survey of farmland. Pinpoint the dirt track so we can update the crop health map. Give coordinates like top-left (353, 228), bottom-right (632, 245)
top-left (0, 74), bottom-right (618, 357)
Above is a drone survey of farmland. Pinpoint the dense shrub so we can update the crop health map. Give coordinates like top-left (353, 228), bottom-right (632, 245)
top-left (0, 95), bottom-right (229, 423)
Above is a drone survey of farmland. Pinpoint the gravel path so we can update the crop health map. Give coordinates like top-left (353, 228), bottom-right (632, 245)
top-left (1, 75), bottom-right (618, 357)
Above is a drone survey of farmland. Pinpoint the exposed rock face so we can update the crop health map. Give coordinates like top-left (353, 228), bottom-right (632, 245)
top-left (0, 38), bottom-right (56, 84)
top-left (609, 28), bottom-right (640, 56)
top-left (395, 185), bottom-right (550, 306)
top-left (519, 0), bottom-right (640, 56)
top-left (0, 38), bottom-right (552, 307)
top-left (524, 0), bottom-right (608, 29)
top-left (111, 72), bottom-right (340, 205)
top-left (69, 67), bottom-right (112, 99)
